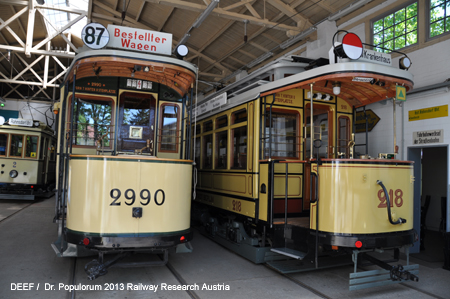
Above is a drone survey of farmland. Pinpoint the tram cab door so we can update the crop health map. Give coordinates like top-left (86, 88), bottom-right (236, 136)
top-left (42, 137), bottom-right (49, 184)
top-left (117, 92), bottom-right (156, 156)
top-left (303, 104), bottom-right (334, 209)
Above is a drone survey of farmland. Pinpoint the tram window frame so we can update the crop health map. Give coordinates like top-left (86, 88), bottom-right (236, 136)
top-left (0, 133), bottom-right (7, 156)
top-left (68, 95), bottom-right (115, 149)
top-left (338, 116), bottom-right (351, 158)
top-left (202, 133), bottom-right (213, 169)
top-left (231, 109), bottom-right (248, 170)
top-left (203, 120), bottom-right (213, 133)
top-left (215, 128), bottom-right (228, 169)
top-left (264, 108), bottom-right (301, 160)
top-left (304, 103), bottom-right (334, 159)
top-left (10, 134), bottom-right (24, 158)
top-left (158, 103), bottom-right (180, 153)
top-left (50, 139), bottom-right (56, 161)
top-left (216, 115), bottom-right (228, 129)
top-left (24, 135), bottom-right (39, 159)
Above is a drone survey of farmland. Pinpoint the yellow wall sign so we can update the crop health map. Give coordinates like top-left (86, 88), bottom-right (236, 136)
top-left (409, 105), bottom-right (448, 121)
top-left (396, 85), bottom-right (406, 101)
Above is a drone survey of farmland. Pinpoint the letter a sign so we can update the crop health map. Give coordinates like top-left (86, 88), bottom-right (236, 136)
top-left (396, 85), bottom-right (406, 101)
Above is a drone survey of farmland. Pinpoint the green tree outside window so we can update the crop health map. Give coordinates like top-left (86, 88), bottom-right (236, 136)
top-left (430, 0), bottom-right (450, 38)
top-left (373, 2), bottom-right (418, 53)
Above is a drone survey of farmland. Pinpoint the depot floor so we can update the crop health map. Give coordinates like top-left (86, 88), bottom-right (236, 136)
top-left (1, 196), bottom-right (449, 299)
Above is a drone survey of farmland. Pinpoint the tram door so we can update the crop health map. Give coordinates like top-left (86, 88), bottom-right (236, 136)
top-left (42, 137), bottom-right (49, 184)
top-left (117, 92), bottom-right (156, 155)
top-left (304, 104), bottom-right (334, 209)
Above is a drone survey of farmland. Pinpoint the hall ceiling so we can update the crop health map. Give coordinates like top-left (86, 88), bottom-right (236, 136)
top-left (0, 0), bottom-right (375, 101)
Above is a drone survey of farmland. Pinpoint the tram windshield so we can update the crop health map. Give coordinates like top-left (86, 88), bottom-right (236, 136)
top-left (0, 134), bottom-right (6, 155)
top-left (72, 98), bottom-right (113, 147)
top-left (305, 105), bottom-right (332, 159)
top-left (264, 110), bottom-right (300, 159)
top-left (117, 92), bottom-right (156, 154)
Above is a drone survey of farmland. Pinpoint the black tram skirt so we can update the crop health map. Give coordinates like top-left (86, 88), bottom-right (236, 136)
top-left (66, 228), bottom-right (193, 251)
top-left (315, 229), bottom-right (417, 249)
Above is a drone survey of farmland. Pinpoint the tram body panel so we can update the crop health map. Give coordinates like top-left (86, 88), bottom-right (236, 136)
top-left (313, 160), bottom-right (414, 234)
top-left (0, 158), bottom-right (40, 184)
top-left (66, 156), bottom-right (192, 235)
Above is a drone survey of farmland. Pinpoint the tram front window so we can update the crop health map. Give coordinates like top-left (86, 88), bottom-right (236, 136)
top-left (160, 105), bottom-right (179, 152)
top-left (118, 93), bottom-right (155, 154)
top-left (25, 136), bottom-right (38, 158)
top-left (73, 98), bottom-right (113, 147)
top-left (264, 110), bottom-right (299, 159)
top-left (10, 135), bottom-right (23, 157)
top-left (305, 105), bottom-right (332, 159)
top-left (0, 134), bottom-right (7, 155)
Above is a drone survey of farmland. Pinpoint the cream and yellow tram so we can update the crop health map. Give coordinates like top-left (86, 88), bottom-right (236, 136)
top-left (0, 118), bottom-right (56, 200)
top-left (52, 45), bottom-right (197, 279)
top-left (192, 33), bottom-right (418, 290)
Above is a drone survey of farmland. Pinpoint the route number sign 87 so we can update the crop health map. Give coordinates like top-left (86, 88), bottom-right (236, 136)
top-left (81, 23), bottom-right (110, 49)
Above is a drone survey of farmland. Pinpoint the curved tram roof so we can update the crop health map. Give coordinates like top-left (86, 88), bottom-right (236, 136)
top-left (63, 49), bottom-right (198, 97)
top-left (260, 61), bottom-right (414, 108)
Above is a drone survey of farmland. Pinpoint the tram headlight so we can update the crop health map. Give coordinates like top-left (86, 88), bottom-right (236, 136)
top-left (9, 170), bottom-right (18, 178)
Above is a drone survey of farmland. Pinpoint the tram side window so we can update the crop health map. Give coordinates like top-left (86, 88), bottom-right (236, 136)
top-left (264, 111), bottom-right (299, 159)
top-left (338, 116), bottom-right (350, 157)
top-left (0, 133), bottom-right (7, 156)
top-left (231, 109), bottom-right (247, 169)
top-left (50, 139), bottom-right (56, 161)
top-left (25, 135), bottom-right (39, 158)
top-left (203, 134), bottom-right (212, 169)
top-left (10, 135), bottom-right (24, 157)
top-left (72, 98), bottom-right (113, 147)
top-left (159, 104), bottom-right (179, 152)
top-left (215, 116), bottom-right (228, 169)
top-left (215, 130), bottom-right (227, 169)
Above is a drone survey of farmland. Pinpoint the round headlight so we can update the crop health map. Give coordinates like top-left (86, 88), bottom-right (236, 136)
top-left (9, 170), bottom-right (18, 178)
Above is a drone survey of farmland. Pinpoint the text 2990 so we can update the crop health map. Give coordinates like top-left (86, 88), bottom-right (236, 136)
top-left (109, 188), bottom-right (165, 206)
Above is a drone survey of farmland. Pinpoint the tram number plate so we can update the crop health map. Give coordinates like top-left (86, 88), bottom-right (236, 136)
top-left (232, 200), bottom-right (242, 212)
top-left (109, 188), bottom-right (165, 206)
top-left (377, 188), bottom-right (404, 208)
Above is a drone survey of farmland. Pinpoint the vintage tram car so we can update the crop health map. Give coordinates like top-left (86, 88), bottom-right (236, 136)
top-left (0, 118), bottom-right (56, 200)
top-left (192, 33), bottom-right (418, 290)
top-left (52, 33), bottom-right (197, 279)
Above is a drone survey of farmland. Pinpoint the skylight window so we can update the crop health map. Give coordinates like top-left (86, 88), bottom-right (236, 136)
top-left (41, 0), bottom-right (88, 38)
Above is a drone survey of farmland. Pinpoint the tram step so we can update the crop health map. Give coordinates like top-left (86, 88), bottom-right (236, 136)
top-left (271, 247), bottom-right (307, 260)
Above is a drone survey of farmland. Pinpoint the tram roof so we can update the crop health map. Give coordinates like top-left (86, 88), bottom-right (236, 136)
top-left (195, 59), bottom-right (414, 120)
top-left (63, 48), bottom-right (198, 97)
top-left (260, 60), bottom-right (414, 108)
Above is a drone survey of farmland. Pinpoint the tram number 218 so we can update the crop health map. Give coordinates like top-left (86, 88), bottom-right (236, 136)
top-left (377, 188), bottom-right (403, 208)
top-left (110, 188), bottom-right (165, 206)
top-left (232, 200), bottom-right (242, 212)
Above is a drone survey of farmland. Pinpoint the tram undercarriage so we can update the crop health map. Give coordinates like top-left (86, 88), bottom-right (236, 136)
top-left (194, 202), bottom-right (418, 290)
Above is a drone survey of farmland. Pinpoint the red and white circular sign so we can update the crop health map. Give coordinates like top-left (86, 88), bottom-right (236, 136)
top-left (342, 33), bottom-right (363, 60)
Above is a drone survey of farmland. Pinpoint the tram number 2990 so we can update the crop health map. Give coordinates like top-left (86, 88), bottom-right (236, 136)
top-left (110, 188), bottom-right (165, 206)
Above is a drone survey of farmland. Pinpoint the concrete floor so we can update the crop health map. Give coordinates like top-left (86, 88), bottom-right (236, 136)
top-left (1, 196), bottom-right (449, 299)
